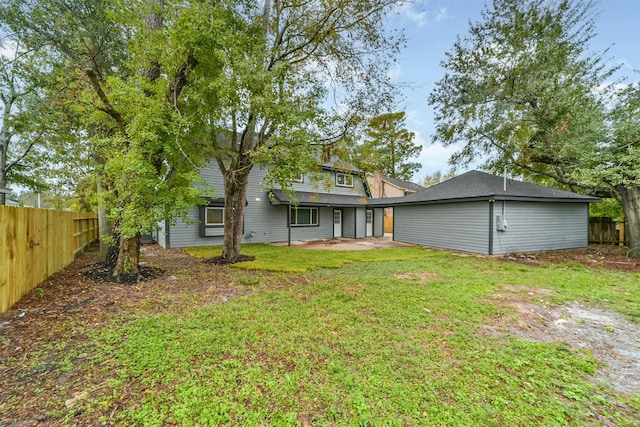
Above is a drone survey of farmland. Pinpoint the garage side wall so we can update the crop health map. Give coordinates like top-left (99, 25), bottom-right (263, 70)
top-left (491, 202), bottom-right (589, 254)
top-left (394, 202), bottom-right (490, 254)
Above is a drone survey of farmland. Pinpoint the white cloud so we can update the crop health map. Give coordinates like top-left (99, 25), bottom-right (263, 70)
top-left (411, 129), bottom-right (426, 149)
top-left (387, 62), bottom-right (402, 81)
top-left (394, 2), bottom-right (453, 27)
top-left (435, 7), bottom-right (449, 23)
top-left (410, 132), bottom-right (456, 178)
top-left (408, 131), bottom-right (482, 182)
top-left (395, 1), bottom-right (427, 27)
top-left (405, 109), bottom-right (425, 126)
top-left (0, 40), bottom-right (18, 60)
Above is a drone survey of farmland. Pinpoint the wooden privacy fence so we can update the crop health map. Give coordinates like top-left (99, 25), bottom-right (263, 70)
top-left (589, 216), bottom-right (628, 246)
top-left (0, 206), bottom-right (98, 313)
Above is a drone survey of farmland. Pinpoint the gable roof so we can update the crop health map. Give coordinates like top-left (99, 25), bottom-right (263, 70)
top-left (381, 175), bottom-right (426, 193)
top-left (370, 170), bottom-right (600, 205)
top-left (318, 155), bottom-right (362, 173)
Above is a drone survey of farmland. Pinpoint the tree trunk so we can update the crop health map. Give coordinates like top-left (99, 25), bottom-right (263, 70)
top-left (96, 177), bottom-right (112, 262)
top-left (618, 185), bottom-right (640, 258)
top-left (221, 157), bottom-right (252, 262)
top-left (1, 94), bottom-right (10, 207)
top-left (0, 138), bottom-right (6, 206)
top-left (104, 218), bottom-right (121, 270)
top-left (114, 234), bottom-right (141, 275)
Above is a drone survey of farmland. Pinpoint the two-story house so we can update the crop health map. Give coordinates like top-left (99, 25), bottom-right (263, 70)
top-left (155, 162), bottom-right (599, 257)
top-left (155, 159), bottom-right (385, 249)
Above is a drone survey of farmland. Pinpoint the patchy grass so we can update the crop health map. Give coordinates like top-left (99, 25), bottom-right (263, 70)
top-left (80, 249), bottom-right (640, 426)
top-left (185, 243), bottom-right (430, 272)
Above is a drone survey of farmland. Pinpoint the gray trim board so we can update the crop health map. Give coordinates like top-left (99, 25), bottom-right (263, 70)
top-left (488, 201), bottom-right (494, 255)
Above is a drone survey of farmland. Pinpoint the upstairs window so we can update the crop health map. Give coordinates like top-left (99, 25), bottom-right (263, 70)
top-left (336, 173), bottom-right (353, 187)
top-left (291, 174), bottom-right (304, 183)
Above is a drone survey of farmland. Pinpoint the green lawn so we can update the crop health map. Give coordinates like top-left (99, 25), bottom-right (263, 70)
top-left (185, 243), bottom-right (430, 272)
top-left (88, 246), bottom-right (639, 426)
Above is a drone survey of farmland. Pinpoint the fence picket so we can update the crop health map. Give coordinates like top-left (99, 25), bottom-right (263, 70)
top-left (0, 206), bottom-right (98, 313)
top-left (588, 216), bottom-right (628, 246)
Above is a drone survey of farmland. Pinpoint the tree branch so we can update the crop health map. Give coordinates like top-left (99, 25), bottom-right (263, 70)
top-left (84, 68), bottom-right (127, 134)
top-left (166, 51), bottom-right (199, 106)
top-left (5, 137), bottom-right (38, 174)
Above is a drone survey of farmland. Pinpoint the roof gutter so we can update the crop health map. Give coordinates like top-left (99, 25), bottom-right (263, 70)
top-left (379, 194), bottom-right (600, 207)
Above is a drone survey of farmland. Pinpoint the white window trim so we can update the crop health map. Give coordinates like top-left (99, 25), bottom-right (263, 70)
top-left (291, 207), bottom-right (319, 226)
top-left (336, 173), bottom-right (353, 187)
top-left (205, 207), bottom-right (224, 226)
top-left (292, 174), bottom-right (304, 183)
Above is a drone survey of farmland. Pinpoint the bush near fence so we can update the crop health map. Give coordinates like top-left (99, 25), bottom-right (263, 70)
top-left (0, 206), bottom-right (98, 313)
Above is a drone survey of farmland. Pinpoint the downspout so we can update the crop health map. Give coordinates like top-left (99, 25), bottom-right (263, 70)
top-left (392, 206), bottom-right (395, 241)
top-left (488, 200), bottom-right (494, 255)
top-left (288, 203), bottom-right (291, 246)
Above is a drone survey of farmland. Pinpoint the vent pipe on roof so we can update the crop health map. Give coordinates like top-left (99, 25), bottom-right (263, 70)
top-left (503, 167), bottom-right (507, 192)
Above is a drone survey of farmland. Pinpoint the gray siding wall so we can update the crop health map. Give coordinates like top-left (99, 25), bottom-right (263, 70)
top-left (394, 202), bottom-right (491, 254)
top-left (491, 202), bottom-right (589, 254)
top-left (162, 164), bottom-right (344, 248)
top-left (374, 208), bottom-right (384, 237)
top-left (342, 208), bottom-right (356, 239)
top-left (355, 207), bottom-right (366, 239)
top-left (291, 171), bottom-right (368, 197)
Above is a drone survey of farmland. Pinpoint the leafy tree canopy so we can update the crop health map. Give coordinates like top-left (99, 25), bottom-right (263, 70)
top-left (428, 0), bottom-right (640, 254)
top-left (351, 112), bottom-right (422, 181)
top-left (422, 170), bottom-right (456, 187)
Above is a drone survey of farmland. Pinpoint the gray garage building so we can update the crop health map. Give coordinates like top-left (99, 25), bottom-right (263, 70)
top-left (385, 170), bottom-right (600, 255)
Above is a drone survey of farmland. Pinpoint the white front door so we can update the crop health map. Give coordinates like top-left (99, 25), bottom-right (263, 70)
top-left (333, 210), bottom-right (342, 238)
top-left (366, 209), bottom-right (373, 237)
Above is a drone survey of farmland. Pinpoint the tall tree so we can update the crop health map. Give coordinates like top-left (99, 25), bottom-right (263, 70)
top-left (0, 40), bottom-right (48, 205)
top-left (2, 0), bottom-right (406, 267)
top-left (582, 83), bottom-right (640, 255)
top-left (351, 112), bottom-right (422, 181)
top-left (429, 0), bottom-right (640, 254)
top-left (199, 1), bottom-right (405, 261)
top-left (422, 170), bottom-right (456, 187)
top-left (0, 0), bottom-right (217, 274)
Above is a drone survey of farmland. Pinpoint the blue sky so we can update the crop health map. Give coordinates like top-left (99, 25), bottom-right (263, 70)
top-left (390, 0), bottom-right (640, 182)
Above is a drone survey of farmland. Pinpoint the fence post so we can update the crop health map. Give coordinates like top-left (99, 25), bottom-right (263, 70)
top-left (618, 217), bottom-right (625, 247)
top-left (80, 217), bottom-right (84, 251)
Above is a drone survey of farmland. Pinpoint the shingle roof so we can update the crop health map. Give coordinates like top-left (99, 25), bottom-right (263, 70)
top-left (270, 171), bottom-right (599, 208)
top-left (270, 189), bottom-right (369, 207)
top-left (371, 170), bottom-right (600, 205)
top-left (381, 176), bottom-right (426, 192)
top-left (318, 156), bottom-right (362, 173)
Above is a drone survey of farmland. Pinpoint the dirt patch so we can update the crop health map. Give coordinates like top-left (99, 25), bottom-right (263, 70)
top-left (0, 244), bottom-right (258, 425)
top-left (205, 254), bottom-right (256, 265)
top-left (273, 236), bottom-right (413, 250)
top-left (82, 263), bottom-right (165, 284)
top-left (483, 285), bottom-right (640, 395)
top-left (501, 245), bottom-right (640, 273)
